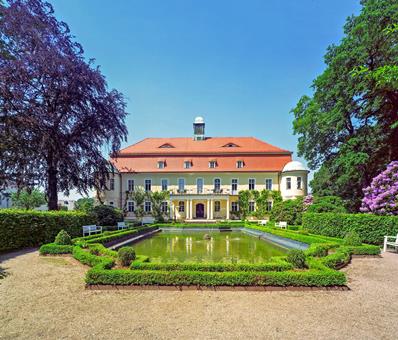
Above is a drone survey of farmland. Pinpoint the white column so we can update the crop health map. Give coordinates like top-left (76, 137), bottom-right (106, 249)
top-left (189, 200), bottom-right (193, 220)
top-left (210, 200), bottom-right (214, 220)
top-left (206, 200), bottom-right (210, 220)
top-left (226, 197), bottom-right (230, 220)
top-left (186, 200), bottom-right (189, 219)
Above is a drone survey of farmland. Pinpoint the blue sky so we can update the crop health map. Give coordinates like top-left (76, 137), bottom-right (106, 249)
top-left (50, 0), bottom-right (361, 198)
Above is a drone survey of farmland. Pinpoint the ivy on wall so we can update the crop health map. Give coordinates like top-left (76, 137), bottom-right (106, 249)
top-left (238, 190), bottom-right (281, 220)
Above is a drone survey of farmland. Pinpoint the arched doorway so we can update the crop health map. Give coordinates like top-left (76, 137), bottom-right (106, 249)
top-left (196, 203), bottom-right (204, 218)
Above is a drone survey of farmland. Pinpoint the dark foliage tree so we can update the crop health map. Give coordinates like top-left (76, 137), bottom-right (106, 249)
top-left (0, 0), bottom-right (128, 209)
top-left (292, 0), bottom-right (398, 211)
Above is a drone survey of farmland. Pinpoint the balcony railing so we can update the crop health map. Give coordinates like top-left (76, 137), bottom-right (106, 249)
top-left (170, 188), bottom-right (232, 195)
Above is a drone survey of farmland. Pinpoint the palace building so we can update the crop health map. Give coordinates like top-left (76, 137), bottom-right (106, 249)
top-left (102, 117), bottom-right (308, 221)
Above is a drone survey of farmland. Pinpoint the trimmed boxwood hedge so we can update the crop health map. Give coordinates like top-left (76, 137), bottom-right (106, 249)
top-left (38, 221), bottom-right (381, 288)
top-left (73, 226), bottom-right (158, 245)
top-left (154, 222), bottom-right (244, 229)
top-left (85, 268), bottom-right (347, 287)
top-left (0, 209), bottom-right (95, 252)
top-left (245, 224), bottom-right (344, 245)
top-left (39, 243), bottom-right (74, 255)
top-left (302, 213), bottom-right (398, 245)
top-left (130, 260), bottom-right (293, 272)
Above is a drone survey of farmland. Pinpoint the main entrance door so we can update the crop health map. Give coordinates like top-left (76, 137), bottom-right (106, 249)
top-left (196, 203), bottom-right (205, 218)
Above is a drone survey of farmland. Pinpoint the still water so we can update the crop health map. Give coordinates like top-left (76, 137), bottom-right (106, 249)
top-left (131, 230), bottom-right (287, 264)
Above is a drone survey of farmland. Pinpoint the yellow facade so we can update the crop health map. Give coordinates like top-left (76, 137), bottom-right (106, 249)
top-left (102, 171), bottom-right (292, 221)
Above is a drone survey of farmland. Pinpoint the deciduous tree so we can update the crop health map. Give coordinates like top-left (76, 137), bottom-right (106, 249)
top-left (292, 0), bottom-right (398, 211)
top-left (0, 0), bottom-right (128, 209)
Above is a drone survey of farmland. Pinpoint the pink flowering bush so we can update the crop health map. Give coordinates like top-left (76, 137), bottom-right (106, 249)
top-left (360, 161), bottom-right (398, 215)
top-left (303, 195), bottom-right (313, 211)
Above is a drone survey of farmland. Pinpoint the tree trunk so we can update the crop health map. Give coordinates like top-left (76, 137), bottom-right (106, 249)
top-left (47, 151), bottom-right (58, 210)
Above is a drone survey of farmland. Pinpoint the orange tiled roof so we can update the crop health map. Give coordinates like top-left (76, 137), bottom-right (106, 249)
top-left (111, 137), bottom-right (292, 173)
top-left (117, 137), bottom-right (290, 155)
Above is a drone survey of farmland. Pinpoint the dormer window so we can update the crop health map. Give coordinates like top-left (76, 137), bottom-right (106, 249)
top-left (157, 161), bottom-right (166, 169)
top-left (236, 160), bottom-right (244, 168)
top-left (209, 160), bottom-right (217, 168)
top-left (159, 143), bottom-right (174, 148)
top-left (223, 143), bottom-right (240, 148)
top-left (184, 160), bottom-right (192, 169)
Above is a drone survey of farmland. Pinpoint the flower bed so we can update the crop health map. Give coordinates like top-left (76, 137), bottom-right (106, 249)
top-left (39, 224), bottom-right (380, 288)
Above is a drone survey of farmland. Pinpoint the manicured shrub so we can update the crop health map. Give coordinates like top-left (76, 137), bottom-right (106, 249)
top-left (343, 231), bottom-right (362, 246)
top-left (39, 243), bottom-right (73, 255)
top-left (72, 246), bottom-right (114, 269)
top-left (0, 209), bottom-right (95, 252)
top-left (270, 197), bottom-right (304, 225)
top-left (307, 196), bottom-right (347, 214)
top-left (302, 212), bottom-right (398, 244)
top-left (85, 268), bottom-right (347, 287)
top-left (130, 261), bottom-right (293, 272)
top-left (54, 230), bottom-right (72, 245)
top-left (287, 249), bottom-right (306, 269)
top-left (246, 224), bottom-right (343, 245)
top-left (118, 247), bottom-right (136, 266)
top-left (89, 205), bottom-right (123, 226)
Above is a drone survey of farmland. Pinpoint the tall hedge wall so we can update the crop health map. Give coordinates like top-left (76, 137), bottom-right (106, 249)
top-left (302, 212), bottom-right (398, 244)
top-left (0, 209), bottom-right (95, 252)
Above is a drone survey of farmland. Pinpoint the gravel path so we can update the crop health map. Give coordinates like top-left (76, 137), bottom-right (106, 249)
top-left (1, 250), bottom-right (398, 339)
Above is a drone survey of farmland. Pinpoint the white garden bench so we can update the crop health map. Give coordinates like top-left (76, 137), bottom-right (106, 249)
top-left (383, 234), bottom-right (398, 252)
top-left (82, 225), bottom-right (102, 236)
top-left (117, 221), bottom-right (128, 230)
top-left (258, 219), bottom-right (269, 226)
top-left (275, 221), bottom-right (287, 229)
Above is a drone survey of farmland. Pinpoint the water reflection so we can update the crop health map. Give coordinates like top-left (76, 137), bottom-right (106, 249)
top-left (132, 231), bottom-right (287, 264)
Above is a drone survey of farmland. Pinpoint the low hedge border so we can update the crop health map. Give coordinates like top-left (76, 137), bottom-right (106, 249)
top-left (153, 222), bottom-right (244, 229)
top-left (130, 260), bottom-right (293, 272)
top-left (85, 268), bottom-right (347, 287)
top-left (244, 224), bottom-right (343, 245)
top-left (73, 226), bottom-right (158, 245)
top-left (39, 243), bottom-right (74, 255)
top-left (38, 223), bottom-right (381, 288)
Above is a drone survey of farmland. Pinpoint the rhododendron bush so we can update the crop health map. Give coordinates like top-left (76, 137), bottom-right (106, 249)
top-left (360, 161), bottom-right (398, 215)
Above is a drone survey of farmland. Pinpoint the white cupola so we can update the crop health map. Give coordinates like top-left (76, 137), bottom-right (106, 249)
top-left (193, 116), bottom-right (205, 141)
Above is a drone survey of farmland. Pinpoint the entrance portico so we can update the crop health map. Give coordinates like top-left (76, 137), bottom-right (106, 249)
top-left (170, 194), bottom-right (234, 221)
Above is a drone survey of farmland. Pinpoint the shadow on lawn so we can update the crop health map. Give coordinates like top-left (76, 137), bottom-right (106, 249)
top-left (0, 266), bottom-right (7, 279)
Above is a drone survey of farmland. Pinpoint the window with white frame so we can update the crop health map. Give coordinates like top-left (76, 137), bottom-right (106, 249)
top-left (157, 161), bottom-right (165, 169)
top-left (178, 201), bottom-right (185, 212)
top-left (266, 201), bottom-right (272, 211)
top-left (144, 201), bottom-right (151, 213)
top-left (231, 178), bottom-right (238, 192)
top-left (214, 178), bottom-right (221, 192)
top-left (249, 201), bottom-right (255, 212)
top-left (286, 177), bottom-right (292, 190)
top-left (127, 179), bottom-right (134, 192)
top-left (109, 178), bottom-right (115, 191)
top-left (178, 178), bottom-right (185, 192)
top-left (236, 160), bottom-right (244, 169)
top-left (161, 179), bottom-right (168, 191)
top-left (231, 202), bottom-right (239, 212)
top-left (145, 179), bottom-right (152, 192)
top-left (197, 178), bottom-right (203, 193)
top-left (297, 177), bottom-right (302, 189)
top-left (265, 178), bottom-right (272, 190)
top-left (127, 201), bottom-right (135, 212)
top-left (249, 178), bottom-right (255, 190)
top-left (184, 161), bottom-right (192, 169)
top-left (209, 160), bottom-right (217, 168)
top-left (161, 201), bottom-right (168, 213)
top-left (214, 201), bottom-right (221, 212)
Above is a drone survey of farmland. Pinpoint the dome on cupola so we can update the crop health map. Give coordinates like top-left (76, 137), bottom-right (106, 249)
top-left (282, 161), bottom-right (307, 172)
